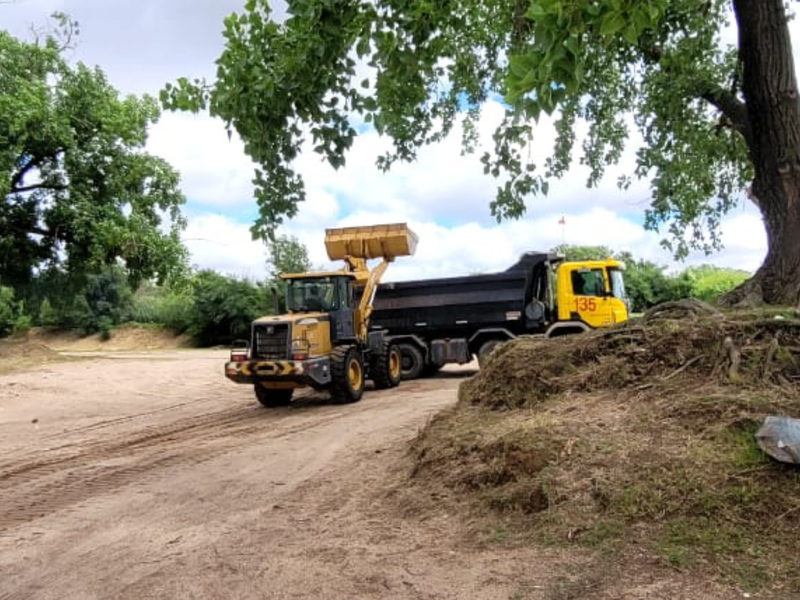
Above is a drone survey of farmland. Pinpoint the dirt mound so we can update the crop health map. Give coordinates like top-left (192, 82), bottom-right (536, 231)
top-left (0, 339), bottom-right (68, 374)
top-left (28, 324), bottom-right (193, 352)
top-left (463, 299), bottom-right (800, 410)
top-left (409, 301), bottom-right (800, 597)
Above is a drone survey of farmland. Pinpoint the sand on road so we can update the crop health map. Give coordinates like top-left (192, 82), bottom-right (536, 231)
top-left (0, 350), bottom-right (568, 600)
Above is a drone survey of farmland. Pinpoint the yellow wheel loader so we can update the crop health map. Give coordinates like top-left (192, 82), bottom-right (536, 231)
top-left (224, 223), bottom-right (418, 407)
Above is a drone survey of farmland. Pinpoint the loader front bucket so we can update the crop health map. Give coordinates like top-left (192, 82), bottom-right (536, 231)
top-left (324, 223), bottom-right (419, 261)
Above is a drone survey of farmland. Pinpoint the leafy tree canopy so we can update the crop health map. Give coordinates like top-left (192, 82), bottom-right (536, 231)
top-left (268, 233), bottom-right (313, 277)
top-left (2, 14), bottom-right (188, 288)
top-left (161, 0), bottom-right (750, 255)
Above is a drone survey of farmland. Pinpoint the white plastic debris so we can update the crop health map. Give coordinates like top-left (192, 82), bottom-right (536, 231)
top-left (756, 416), bottom-right (800, 464)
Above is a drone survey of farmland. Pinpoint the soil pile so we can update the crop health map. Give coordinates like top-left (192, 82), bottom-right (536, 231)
top-left (409, 301), bottom-right (800, 597)
top-left (27, 324), bottom-right (193, 351)
top-left (0, 339), bottom-right (65, 374)
top-left (462, 299), bottom-right (800, 410)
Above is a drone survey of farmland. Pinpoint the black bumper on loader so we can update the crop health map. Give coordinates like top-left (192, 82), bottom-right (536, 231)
top-left (224, 357), bottom-right (332, 388)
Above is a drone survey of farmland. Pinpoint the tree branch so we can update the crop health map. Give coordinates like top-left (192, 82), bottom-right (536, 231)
top-left (700, 87), bottom-right (753, 146)
top-left (11, 182), bottom-right (67, 194)
top-left (28, 226), bottom-right (51, 237)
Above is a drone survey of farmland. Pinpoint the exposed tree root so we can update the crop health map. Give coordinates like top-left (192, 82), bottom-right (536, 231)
top-left (763, 335), bottom-right (780, 380)
top-left (718, 276), bottom-right (765, 309)
top-left (717, 336), bottom-right (742, 382)
top-left (643, 298), bottom-right (723, 322)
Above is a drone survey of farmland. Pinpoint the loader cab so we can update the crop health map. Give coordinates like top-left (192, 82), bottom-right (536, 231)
top-left (284, 274), bottom-right (357, 342)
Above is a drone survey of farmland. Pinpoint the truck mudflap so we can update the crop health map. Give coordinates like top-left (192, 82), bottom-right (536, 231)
top-left (224, 356), bottom-right (332, 388)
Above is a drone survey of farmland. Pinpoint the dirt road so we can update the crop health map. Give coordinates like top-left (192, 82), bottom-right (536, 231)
top-left (0, 349), bottom-right (575, 600)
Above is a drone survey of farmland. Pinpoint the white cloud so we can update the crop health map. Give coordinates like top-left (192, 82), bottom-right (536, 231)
top-left (181, 214), bottom-right (268, 281)
top-left (193, 205), bottom-right (768, 284)
top-left (147, 112), bottom-right (259, 210)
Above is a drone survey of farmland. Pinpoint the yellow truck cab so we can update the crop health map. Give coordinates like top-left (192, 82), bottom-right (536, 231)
top-left (552, 258), bottom-right (629, 333)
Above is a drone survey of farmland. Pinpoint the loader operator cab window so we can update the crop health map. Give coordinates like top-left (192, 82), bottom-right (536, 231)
top-left (571, 269), bottom-right (606, 297)
top-left (286, 277), bottom-right (338, 312)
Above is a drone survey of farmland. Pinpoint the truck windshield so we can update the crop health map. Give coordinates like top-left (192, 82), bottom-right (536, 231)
top-left (609, 268), bottom-right (627, 300)
top-left (285, 278), bottom-right (337, 312)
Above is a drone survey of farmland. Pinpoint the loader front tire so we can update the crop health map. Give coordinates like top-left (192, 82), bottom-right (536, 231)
top-left (372, 341), bottom-right (402, 390)
top-left (255, 385), bottom-right (293, 408)
top-left (330, 345), bottom-right (365, 404)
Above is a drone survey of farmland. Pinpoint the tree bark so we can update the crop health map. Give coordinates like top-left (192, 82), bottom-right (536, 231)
top-left (722, 0), bottom-right (800, 307)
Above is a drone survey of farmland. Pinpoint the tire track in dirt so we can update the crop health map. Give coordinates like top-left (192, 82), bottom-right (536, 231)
top-left (0, 396), bottom-right (360, 532)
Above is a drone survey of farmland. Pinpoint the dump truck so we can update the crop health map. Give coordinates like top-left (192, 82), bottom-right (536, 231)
top-left (367, 251), bottom-right (629, 378)
top-left (224, 223), bottom-right (419, 407)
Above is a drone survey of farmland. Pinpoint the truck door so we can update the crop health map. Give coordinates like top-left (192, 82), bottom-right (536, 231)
top-left (568, 267), bottom-right (615, 327)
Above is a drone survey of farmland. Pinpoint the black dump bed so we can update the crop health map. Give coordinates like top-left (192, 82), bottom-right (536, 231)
top-left (371, 252), bottom-right (559, 339)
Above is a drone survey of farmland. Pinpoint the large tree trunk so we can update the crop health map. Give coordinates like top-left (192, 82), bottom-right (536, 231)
top-left (722, 0), bottom-right (800, 307)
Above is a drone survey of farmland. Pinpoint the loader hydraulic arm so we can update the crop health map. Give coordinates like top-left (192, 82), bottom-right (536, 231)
top-left (355, 258), bottom-right (392, 341)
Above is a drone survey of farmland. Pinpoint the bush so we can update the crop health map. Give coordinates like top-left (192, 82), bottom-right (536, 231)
top-left (0, 286), bottom-right (17, 336)
top-left (27, 266), bottom-right (134, 334)
top-left (74, 266), bottom-right (133, 334)
top-left (189, 270), bottom-right (271, 346)
top-left (683, 265), bottom-right (750, 304)
top-left (38, 298), bottom-right (59, 329)
top-left (0, 287), bottom-right (33, 337)
top-left (129, 288), bottom-right (194, 333)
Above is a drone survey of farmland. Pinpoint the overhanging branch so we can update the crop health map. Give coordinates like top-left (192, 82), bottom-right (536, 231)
top-left (700, 87), bottom-right (753, 146)
top-left (11, 183), bottom-right (67, 194)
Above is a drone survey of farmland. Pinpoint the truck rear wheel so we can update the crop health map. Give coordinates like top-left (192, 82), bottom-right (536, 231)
top-left (372, 341), bottom-right (402, 389)
top-left (397, 343), bottom-right (425, 380)
top-left (254, 385), bottom-right (293, 408)
top-left (477, 340), bottom-right (503, 369)
top-left (330, 345), bottom-right (365, 403)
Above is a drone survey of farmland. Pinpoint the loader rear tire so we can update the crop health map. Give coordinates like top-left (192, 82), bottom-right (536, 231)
top-left (254, 385), bottom-right (293, 408)
top-left (372, 341), bottom-right (402, 389)
top-left (330, 345), bottom-right (365, 404)
top-left (397, 343), bottom-right (424, 380)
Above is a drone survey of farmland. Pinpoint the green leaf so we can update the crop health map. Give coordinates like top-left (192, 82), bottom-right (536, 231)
top-left (623, 24), bottom-right (639, 45)
top-left (599, 11), bottom-right (626, 36)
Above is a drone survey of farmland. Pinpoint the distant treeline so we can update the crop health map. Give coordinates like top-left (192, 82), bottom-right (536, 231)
top-left (0, 243), bottom-right (748, 345)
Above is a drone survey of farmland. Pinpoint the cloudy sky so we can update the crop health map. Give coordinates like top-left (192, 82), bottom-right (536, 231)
top-left (3, 1), bottom-right (791, 282)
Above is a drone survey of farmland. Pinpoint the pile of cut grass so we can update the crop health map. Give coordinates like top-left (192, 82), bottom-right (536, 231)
top-left (408, 302), bottom-right (800, 596)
